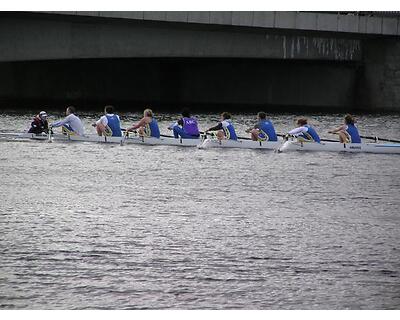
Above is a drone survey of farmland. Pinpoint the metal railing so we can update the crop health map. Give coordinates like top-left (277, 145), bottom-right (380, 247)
top-left (304, 11), bottom-right (400, 17)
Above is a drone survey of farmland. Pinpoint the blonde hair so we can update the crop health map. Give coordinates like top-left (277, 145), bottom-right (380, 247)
top-left (144, 108), bottom-right (153, 117)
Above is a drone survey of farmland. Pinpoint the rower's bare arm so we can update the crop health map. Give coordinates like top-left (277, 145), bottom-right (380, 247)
top-left (127, 118), bottom-right (147, 131)
top-left (328, 125), bottom-right (344, 134)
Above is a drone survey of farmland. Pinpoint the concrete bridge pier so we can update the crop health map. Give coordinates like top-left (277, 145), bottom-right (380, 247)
top-left (360, 39), bottom-right (400, 111)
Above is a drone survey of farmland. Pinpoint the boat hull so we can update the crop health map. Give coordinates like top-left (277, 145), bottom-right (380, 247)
top-left (3, 133), bottom-right (400, 154)
top-left (13, 133), bottom-right (201, 147)
top-left (198, 138), bottom-right (280, 150)
top-left (278, 140), bottom-right (400, 154)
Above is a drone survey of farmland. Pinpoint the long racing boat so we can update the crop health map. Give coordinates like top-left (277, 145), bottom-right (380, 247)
top-left (278, 140), bottom-right (400, 154)
top-left (2, 132), bottom-right (400, 154)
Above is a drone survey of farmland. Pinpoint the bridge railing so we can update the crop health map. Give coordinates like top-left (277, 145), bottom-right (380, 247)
top-left (307, 11), bottom-right (400, 17)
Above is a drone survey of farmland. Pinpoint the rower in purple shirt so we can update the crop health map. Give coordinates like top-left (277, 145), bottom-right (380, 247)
top-left (168, 109), bottom-right (200, 139)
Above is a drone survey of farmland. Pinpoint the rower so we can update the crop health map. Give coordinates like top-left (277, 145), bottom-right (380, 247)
top-left (328, 114), bottom-right (361, 144)
top-left (28, 111), bottom-right (49, 134)
top-left (92, 105), bottom-right (122, 137)
top-left (50, 106), bottom-right (85, 136)
top-left (287, 118), bottom-right (320, 143)
top-left (126, 108), bottom-right (160, 138)
top-left (204, 112), bottom-right (238, 141)
top-left (246, 112), bottom-right (277, 141)
top-left (168, 109), bottom-right (200, 139)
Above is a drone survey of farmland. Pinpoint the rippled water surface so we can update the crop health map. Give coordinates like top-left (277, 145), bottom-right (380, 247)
top-left (0, 112), bottom-right (400, 309)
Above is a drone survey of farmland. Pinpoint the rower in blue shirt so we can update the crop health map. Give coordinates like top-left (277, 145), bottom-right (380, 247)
top-left (92, 105), bottom-right (122, 137)
top-left (126, 108), bottom-right (160, 138)
top-left (328, 114), bottom-right (361, 143)
top-left (246, 112), bottom-right (277, 141)
top-left (204, 112), bottom-right (237, 141)
top-left (287, 118), bottom-right (321, 143)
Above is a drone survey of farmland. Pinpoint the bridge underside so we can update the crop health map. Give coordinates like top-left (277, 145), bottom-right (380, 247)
top-left (0, 12), bottom-right (362, 62)
top-left (0, 58), bottom-right (359, 112)
top-left (0, 12), bottom-right (399, 112)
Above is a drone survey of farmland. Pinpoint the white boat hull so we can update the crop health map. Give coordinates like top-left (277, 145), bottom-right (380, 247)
top-left (198, 138), bottom-right (280, 150)
top-left (2, 133), bottom-right (400, 154)
top-left (11, 133), bottom-right (201, 147)
top-left (278, 140), bottom-right (400, 154)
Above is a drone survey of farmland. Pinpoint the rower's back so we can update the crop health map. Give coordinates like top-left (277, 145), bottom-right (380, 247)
top-left (105, 114), bottom-right (122, 137)
top-left (182, 117), bottom-right (199, 136)
top-left (257, 112), bottom-right (277, 141)
top-left (303, 125), bottom-right (320, 143)
top-left (344, 115), bottom-right (361, 143)
top-left (143, 109), bottom-right (160, 138)
top-left (221, 113), bottom-right (237, 141)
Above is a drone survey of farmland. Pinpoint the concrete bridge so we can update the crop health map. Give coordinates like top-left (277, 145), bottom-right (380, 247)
top-left (0, 11), bottom-right (399, 112)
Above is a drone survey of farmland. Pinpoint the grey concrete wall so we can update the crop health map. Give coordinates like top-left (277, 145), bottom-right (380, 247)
top-left (360, 39), bottom-right (400, 111)
top-left (0, 13), bottom-right (361, 62)
top-left (1, 12), bottom-right (399, 112)
top-left (0, 58), bottom-right (358, 111)
top-left (44, 11), bottom-right (400, 36)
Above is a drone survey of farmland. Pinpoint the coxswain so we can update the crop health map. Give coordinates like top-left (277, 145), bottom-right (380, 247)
top-left (50, 106), bottom-right (85, 136)
top-left (328, 114), bottom-right (361, 143)
top-left (287, 118), bottom-right (320, 143)
top-left (92, 105), bottom-right (122, 137)
top-left (126, 108), bottom-right (160, 138)
top-left (168, 109), bottom-right (200, 139)
top-left (204, 112), bottom-right (238, 140)
top-left (28, 111), bottom-right (49, 134)
top-left (246, 112), bottom-right (278, 141)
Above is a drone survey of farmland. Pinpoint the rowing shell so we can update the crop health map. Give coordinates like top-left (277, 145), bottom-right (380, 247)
top-left (2, 133), bottom-right (400, 154)
top-left (278, 140), bottom-right (400, 154)
top-left (2, 132), bottom-right (201, 147)
top-left (198, 138), bottom-right (280, 150)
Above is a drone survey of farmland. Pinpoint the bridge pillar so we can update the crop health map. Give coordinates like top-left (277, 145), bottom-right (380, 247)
top-left (360, 39), bottom-right (400, 111)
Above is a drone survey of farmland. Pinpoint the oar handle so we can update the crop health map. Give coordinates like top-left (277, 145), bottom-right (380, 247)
top-left (202, 130), bottom-right (253, 141)
top-left (122, 129), bottom-right (138, 137)
top-left (160, 134), bottom-right (175, 138)
top-left (283, 132), bottom-right (338, 143)
top-left (359, 135), bottom-right (400, 143)
top-left (329, 132), bottom-right (400, 144)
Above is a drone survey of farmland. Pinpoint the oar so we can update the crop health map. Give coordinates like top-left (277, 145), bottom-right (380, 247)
top-left (203, 131), bottom-right (253, 140)
top-left (203, 130), bottom-right (339, 143)
top-left (163, 131), bottom-right (212, 140)
top-left (160, 134), bottom-right (176, 138)
top-left (278, 133), bottom-right (338, 143)
top-left (359, 135), bottom-right (400, 144)
top-left (328, 132), bottom-right (400, 144)
top-left (120, 128), bottom-right (136, 146)
top-left (120, 130), bottom-right (128, 146)
top-left (47, 127), bottom-right (53, 143)
top-left (121, 128), bottom-right (137, 135)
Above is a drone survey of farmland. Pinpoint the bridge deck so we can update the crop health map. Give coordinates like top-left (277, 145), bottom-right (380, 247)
top-left (44, 11), bottom-right (400, 36)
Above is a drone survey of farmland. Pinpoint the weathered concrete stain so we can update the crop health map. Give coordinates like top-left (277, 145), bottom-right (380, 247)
top-left (279, 35), bottom-right (361, 60)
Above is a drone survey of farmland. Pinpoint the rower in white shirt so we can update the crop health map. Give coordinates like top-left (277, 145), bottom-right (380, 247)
top-left (287, 118), bottom-right (321, 143)
top-left (50, 106), bottom-right (85, 136)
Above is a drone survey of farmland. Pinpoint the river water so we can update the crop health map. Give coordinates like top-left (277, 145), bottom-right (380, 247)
top-left (0, 111), bottom-right (399, 309)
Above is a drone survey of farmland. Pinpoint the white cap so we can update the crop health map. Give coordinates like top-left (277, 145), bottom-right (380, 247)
top-left (39, 111), bottom-right (48, 118)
